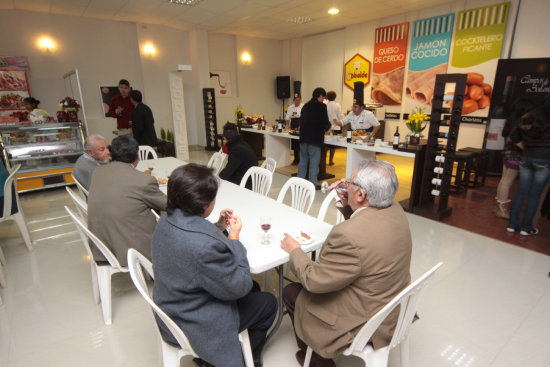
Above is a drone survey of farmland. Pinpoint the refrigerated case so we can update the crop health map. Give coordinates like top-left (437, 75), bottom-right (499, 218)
top-left (0, 121), bottom-right (85, 192)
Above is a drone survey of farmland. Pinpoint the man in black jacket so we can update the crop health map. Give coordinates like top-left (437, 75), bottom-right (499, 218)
top-left (298, 87), bottom-right (331, 189)
top-left (219, 122), bottom-right (258, 188)
top-left (130, 90), bottom-right (158, 147)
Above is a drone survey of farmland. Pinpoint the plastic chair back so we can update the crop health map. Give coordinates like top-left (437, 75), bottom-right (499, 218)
top-left (139, 145), bottom-right (158, 161)
top-left (240, 166), bottom-right (272, 196)
top-left (207, 152), bottom-right (227, 175)
top-left (277, 177), bottom-right (315, 214)
top-left (65, 206), bottom-right (124, 270)
top-left (151, 209), bottom-right (160, 222)
top-left (2, 164), bottom-right (21, 220)
top-left (344, 262), bottom-right (443, 357)
top-left (127, 249), bottom-right (198, 357)
top-left (71, 173), bottom-right (89, 199)
top-left (260, 157), bottom-right (277, 174)
top-left (317, 190), bottom-right (344, 224)
top-left (65, 186), bottom-right (88, 219)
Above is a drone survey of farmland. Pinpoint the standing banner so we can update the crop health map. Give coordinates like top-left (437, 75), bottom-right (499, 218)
top-left (404, 14), bottom-right (454, 117)
top-left (372, 22), bottom-right (409, 120)
top-left (448, 2), bottom-right (510, 124)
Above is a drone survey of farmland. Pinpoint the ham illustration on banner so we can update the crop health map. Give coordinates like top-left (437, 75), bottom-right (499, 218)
top-left (372, 22), bottom-right (409, 119)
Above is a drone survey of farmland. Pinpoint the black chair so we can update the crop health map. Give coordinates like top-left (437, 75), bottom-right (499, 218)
top-left (459, 147), bottom-right (489, 187)
top-left (451, 151), bottom-right (475, 193)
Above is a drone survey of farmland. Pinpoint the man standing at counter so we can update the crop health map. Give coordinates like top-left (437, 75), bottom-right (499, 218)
top-left (342, 82), bottom-right (380, 135)
top-left (108, 79), bottom-right (134, 136)
top-left (298, 87), bottom-right (331, 190)
top-left (286, 91), bottom-right (303, 165)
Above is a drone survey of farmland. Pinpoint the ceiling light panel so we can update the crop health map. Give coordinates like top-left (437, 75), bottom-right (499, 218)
top-left (287, 16), bottom-right (313, 25)
top-left (168, 0), bottom-right (204, 6)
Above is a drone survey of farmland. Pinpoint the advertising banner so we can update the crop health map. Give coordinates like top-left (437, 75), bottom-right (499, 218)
top-left (448, 2), bottom-right (510, 124)
top-left (343, 53), bottom-right (371, 91)
top-left (372, 22), bottom-right (409, 120)
top-left (0, 56), bottom-right (30, 71)
top-left (404, 14), bottom-right (454, 117)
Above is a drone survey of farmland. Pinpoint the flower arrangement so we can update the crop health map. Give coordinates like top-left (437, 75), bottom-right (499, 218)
top-left (405, 108), bottom-right (429, 139)
top-left (59, 97), bottom-right (81, 113)
top-left (234, 104), bottom-right (245, 122)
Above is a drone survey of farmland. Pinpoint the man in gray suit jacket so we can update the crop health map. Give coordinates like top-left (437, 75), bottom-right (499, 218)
top-left (72, 134), bottom-right (110, 190)
top-left (281, 160), bottom-right (412, 367)
top-left (88, 135), bottom-right (166, 267)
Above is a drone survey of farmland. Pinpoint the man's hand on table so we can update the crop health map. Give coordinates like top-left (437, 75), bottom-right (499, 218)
top-left (280, 233), bottom-right (301, 254)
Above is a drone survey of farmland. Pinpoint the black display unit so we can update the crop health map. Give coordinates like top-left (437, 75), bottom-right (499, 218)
top-left (203, 88), bottom-right (219, 151)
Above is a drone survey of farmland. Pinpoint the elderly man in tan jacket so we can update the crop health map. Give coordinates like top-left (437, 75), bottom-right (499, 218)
top-left (281, 160), bottom-right (412, 367)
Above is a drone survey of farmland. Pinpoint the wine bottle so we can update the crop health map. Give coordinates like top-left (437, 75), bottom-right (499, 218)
top-left (277, 122), bottom-right (282, 132)
top-left (433, 143), bottom-right (455, 152)
top-left (436, 131), bottom-right (456, 139)
top-left (431, 189), bottom-right (440, 196)
top-left (434, 167), bottom-right (444, 174)
top-left (393, 127), bottom-right (400, 149)
top-left (432, 178), bottom-right (442, 185)
top-left (435, 155), bottom-right (445, 163)
top-left (347, 130), bottom-right (352, 143)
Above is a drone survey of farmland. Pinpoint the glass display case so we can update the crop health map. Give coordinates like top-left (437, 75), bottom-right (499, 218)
top-left (0, 121), bottom-right (85, 192)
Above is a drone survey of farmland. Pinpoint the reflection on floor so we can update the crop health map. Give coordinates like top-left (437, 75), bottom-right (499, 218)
top-left (1, 150), bottom-right (549, 367)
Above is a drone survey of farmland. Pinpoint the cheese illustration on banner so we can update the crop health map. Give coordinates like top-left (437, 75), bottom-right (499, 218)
top-left (405, 13), bottom-right (454, 115)
top-left (448, 2), bottom-right (510, 124)
top-left (372, 22), bottom-right (409, 119)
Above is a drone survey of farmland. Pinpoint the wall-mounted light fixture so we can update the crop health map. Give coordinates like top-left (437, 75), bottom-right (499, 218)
top-left (143, 43), bottom-right (156, 57)
top-left (241, 51), bottom-right (251, 64)
top-left (328, 8), bottom-right (339, 15)
top-left (38, 37), bottom-right (56, 52)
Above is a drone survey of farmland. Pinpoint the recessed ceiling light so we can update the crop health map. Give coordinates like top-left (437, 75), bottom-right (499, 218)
top-left (287, 16), bottom-right (313, 25)
top-left (167, 0), bottom-right (203, 6)
top-left (328, 8), bottom-right (339, 15)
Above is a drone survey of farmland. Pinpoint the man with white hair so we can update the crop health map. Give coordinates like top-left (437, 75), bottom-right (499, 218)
top-left (72, 134), bottom-right (110, 190)
top-left (281, 160), bottom-right (413, 367)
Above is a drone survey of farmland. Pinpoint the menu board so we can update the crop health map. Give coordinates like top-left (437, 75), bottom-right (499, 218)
top-left (404, 14), bottom-right (454, 116)
top-left (372, 22), bottom-right (409, 120)
top-left (448, 2), bottom-right (510, 124)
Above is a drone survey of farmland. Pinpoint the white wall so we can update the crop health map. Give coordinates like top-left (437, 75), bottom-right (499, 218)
top-left (208, 34), bottom-right (284, 131)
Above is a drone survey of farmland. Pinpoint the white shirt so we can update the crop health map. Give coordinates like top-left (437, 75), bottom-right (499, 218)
top-left (285, 104), bottom-right (303, 120)
top-left (327, 101), bottom-right (344, 131)
top-left (342, 109), bottom-right (380, 131)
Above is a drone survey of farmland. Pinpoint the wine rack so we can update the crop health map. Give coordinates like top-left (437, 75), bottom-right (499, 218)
top-left (414, 73), bottom-right (467, 220)
top-left (203, 88), bottom-right (219, 151)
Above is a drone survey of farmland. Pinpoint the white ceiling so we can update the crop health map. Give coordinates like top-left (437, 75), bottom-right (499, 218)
top-left (0, 0), bottom-right (456, 40)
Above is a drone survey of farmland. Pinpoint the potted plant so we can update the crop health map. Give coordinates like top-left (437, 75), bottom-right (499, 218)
top-left (405, 108), bottom-right (429, 144)
top-left (156, 128), bottom-right (176, 157)
top-left (234, 104), bottom-right (245, 124)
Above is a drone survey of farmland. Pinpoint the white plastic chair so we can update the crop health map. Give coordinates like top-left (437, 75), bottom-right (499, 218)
top-left (0, 246), bottom-right (6, 305)
top-left (240, 167), bottom-right (272, 196)
top-left (303, 262), bottom-right (443, 367)
top-left (139, 145), bottom-right (158, 161)
top-left (127, 249), bottom-right (255, 367)
top-left (277, 177), bottom-right (315, 215)
top-left (65, 186), bottom-right (87, 220)
top-left (71, 173), bottom-right (89, 199)
top-left (317, 189), bottom-right (345, 225)
top-left (1, 164), bottom-right (32, 251)
top-left (260, 157), bottom-right (277, 174)
top-left (65, 206), bottom-right (129, 325)
top-left (207, 152), bottom-right (227, 175)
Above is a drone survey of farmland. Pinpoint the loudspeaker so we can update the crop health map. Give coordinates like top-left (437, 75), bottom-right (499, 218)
top-left (276, 76), bottom-right (290, 99)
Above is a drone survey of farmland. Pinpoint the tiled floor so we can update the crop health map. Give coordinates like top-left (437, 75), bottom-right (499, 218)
top-left (1, 150), bottom-right (550, 367)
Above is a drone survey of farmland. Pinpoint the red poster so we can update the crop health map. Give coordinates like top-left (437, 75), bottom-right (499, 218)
top-left (372, 22), bottom-right (409, 112)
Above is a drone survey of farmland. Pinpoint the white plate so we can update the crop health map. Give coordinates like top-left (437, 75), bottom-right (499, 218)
top-left (293, 232), bottom-right (314, 245)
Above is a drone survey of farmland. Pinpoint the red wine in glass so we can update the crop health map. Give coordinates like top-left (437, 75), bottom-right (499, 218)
top-left (261, 224), bottom-right (271, 231)
top-left (260, 216), bottom-right (271, 245)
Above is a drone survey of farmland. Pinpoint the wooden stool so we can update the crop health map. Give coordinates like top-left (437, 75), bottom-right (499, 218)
top-left (451, 151), bottom-right (475, 193)
top-left (459, 147), bottom-right (489, 187)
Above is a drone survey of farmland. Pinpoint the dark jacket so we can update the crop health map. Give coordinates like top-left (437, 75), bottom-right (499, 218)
top-left (152, 210), bottom-right (253, 367)
top-left (219, 136), bottom-right (258, 186)
top-left (132, 102), bottom-right (158, 146)
top-left (510, 107), bottom-right (550, 160)
top-left (299, 98), bottom-right (331, 147)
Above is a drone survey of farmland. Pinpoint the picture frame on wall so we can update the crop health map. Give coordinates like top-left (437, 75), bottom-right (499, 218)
top-left (100, 86), bottom-right (119, 117)
top-left (211, 70), bottom-right (232, 98)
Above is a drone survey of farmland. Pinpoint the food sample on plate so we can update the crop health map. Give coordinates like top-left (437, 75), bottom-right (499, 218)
top-left (352, 130), bottom-right (368, 136)
top-left (157, 177), bottom-right (168, 185)
top-left (144, 169), bottom-right (152, 174)
top-left (294, 232), bottom-right (313, 245)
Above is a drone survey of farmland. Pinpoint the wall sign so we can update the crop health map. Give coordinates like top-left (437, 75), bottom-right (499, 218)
top-left (343, 53), bottom-right (371, 91)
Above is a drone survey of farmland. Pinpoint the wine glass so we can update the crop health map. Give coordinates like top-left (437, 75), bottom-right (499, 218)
top-left (320, 181), bottom-right (330, 194)
top-left (260, 216), bottom-right (272, 245)
top-left (335, 180), bottom-right (349, 200)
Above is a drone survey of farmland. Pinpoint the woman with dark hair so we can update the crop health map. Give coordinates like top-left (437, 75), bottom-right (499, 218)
top-left (23, 97), bottom-right (48, 123)
top-left (219, 122), bottom-right (258, 188)
top-left (152, 164), bottom-right (276, 367)
top-left (507, 93), bottom-right (550, 235)
top-left (494, 98), bottom-right (536, 218)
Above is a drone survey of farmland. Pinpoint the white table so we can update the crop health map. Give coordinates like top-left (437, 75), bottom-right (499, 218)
top-left (240, 127), bottom-right (416, 177)
top-left (137, 157), bottom-right (333, 341)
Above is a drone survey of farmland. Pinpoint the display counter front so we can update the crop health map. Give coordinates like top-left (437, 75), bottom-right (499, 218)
top-left (0, 121), bottom-right (85, 192)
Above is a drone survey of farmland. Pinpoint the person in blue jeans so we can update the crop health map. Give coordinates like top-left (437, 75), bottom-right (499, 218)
top-left (297, 88), bottom-right (331, 189)
top-left (507, 94), bottom-right (550, 236)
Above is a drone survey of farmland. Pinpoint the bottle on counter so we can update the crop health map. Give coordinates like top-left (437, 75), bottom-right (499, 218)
top-left (346, 130), bottom-right (352, 143)
top-left (393, 127), bottom-right (400, 149)
top-left (277, 122), bottom-right (282, 132)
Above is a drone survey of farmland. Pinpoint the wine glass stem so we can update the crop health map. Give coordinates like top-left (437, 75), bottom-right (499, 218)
top-left (264, 231), bottom-right (269, 244)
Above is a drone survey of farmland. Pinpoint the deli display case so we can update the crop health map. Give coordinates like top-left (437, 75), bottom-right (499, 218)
top-left (0, 121), bottom-right (85, 192)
